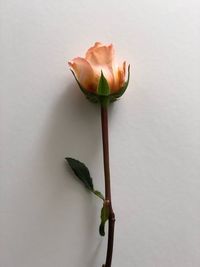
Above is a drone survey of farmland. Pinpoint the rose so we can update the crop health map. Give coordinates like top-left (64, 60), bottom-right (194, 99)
top-left (67, 42), bottom-right (130, 266)
top-left (68, 42), bottom-right (130, 102)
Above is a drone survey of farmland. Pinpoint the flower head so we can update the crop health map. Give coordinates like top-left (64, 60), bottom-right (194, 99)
top-left (68, 42), bottom-right (130, 103)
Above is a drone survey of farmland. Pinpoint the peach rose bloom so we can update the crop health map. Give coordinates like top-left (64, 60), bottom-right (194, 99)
top-left (68, 42), bottom-right (127, 94)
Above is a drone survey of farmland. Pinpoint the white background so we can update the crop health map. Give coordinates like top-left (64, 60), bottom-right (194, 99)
top-left (1, 0), bottom-right (200, 266)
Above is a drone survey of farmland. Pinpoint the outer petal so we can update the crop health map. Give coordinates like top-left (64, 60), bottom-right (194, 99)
top-left (85, 42), bottom-right (104, 56)
top-left (96, 66), bottom-right (115, 91)
top-left (86, 43), bottom-right (116, 90)
top-left (118, 61), bottom-right (126, 88)
top-left (86, 43), bottom-right (114, 67)
top-left (111, 61), bottom-right (126, 92)
top-left (68, 57), bottom-right (96, 92)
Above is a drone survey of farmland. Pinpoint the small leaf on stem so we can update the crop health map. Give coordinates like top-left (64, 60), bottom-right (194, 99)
top-left (66, 157), bottom-right (104, 200)
top-left (99, 202), bottom-right (110, 236)
top-left (65, 157), bottom-right (93, 191)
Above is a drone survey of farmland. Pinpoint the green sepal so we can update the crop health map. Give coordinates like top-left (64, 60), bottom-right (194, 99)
top-left (99, 202), bottom-right (110, 236)
top-left (97, 71), bottom-right (110, 96)
top-left (66, 157), bottom-right (104, 200)
top-left (70, 64), bottom-right (130, 104)
top-left (109, 64), bottom-right (130, 102)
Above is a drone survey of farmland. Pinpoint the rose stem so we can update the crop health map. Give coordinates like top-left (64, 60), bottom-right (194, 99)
top-left (101, 103), bottom-right (115, 267)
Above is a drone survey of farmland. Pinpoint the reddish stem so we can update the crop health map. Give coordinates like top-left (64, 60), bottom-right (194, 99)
top-left (101, 104), bottom-right (115, 267)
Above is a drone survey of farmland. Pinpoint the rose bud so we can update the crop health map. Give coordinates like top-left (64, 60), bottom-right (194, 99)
top-left (68, 42), bottom-right (130, 103)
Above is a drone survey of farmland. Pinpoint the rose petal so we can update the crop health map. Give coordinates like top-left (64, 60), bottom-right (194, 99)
top-left (86, 44), bottom-right (114, 67)
top-left (96, 66), bottom-right (115, 90)
top-left (111, 61), bottom-right (126, 92)
top-left (68, 57), bottom-right (95, 92)
top-left (85, 44), bottom-right (116, 90)
top-left (118, 61), bottom-right (126, 88)
top-left (85, 42), bottom-right (103, 56)
top-left (68, 43), bottom-right (127, 94)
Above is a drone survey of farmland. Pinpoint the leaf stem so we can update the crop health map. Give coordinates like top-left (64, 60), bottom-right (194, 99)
top-left (101, 103), bottom-right (115, 267)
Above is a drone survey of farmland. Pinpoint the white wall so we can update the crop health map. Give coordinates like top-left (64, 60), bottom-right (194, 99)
top-left (1, 0), bottom-right (200, 266)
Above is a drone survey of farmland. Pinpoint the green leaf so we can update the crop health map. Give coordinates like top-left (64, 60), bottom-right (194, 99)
top-left (109, 64), bottom-right (130, 102)
top-left (93, 190), bottom-right (105, 201)
top-left (66, 157), bottom-right (105, 200)
top-left (66, 157), bottom-right (94, 191)
top-left (99, 203), bottom-right (110, 236)
top-left (97, 71), bottom-right (110, 96)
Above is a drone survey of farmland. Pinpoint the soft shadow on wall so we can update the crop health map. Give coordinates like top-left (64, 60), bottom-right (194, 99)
top-left (33, 80), bottom-right (108, 266)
